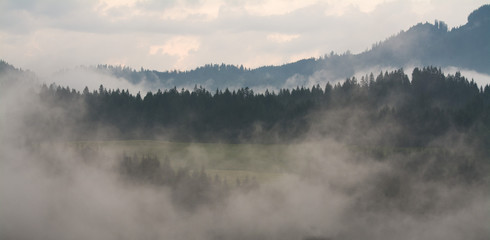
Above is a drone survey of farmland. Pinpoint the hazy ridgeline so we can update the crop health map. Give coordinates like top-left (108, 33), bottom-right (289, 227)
top-left (76, 5), bottom-right (489, 91)
top-left (1, 65), bottom-right (489, 240)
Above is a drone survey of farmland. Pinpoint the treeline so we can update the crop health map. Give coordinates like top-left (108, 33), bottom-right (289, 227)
top-left (39, 67), bottom-right (490, 149)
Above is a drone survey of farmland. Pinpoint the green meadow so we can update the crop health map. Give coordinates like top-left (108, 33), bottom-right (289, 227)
top-left (71, 140), bottom-right (291, 183)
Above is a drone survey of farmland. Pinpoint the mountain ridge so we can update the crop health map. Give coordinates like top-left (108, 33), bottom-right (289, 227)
top-left (2, 5), bottom-right (489, 90)
top-left (90, 4), bottom-right (490, 90)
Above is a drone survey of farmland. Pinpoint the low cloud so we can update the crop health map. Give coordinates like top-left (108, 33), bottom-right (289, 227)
top-left (443, 66), bottom-right (490, 87)
top-left (48, 67), bottom-right (148, 94)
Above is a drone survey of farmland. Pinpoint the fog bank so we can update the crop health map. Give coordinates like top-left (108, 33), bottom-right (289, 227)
top-left (1, 71), bottom-right (489, 240)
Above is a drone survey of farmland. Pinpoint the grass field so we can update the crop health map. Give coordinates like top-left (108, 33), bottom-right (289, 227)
top-left (71, 140), bottom-right (292, 183)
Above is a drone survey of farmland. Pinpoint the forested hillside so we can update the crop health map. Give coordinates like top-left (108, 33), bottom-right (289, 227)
top-left (0, 60), bottom-right (36, 87)
top-left (35, 67), bottom-right (490, 152)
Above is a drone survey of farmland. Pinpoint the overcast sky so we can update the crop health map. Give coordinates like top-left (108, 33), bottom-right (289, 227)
top-left (1, 0), bottom-right (488, 75)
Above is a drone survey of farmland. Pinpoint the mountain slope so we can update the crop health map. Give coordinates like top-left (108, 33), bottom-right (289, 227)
top-left (359, 4), bottom-right (490, 72)
top-left (0, 60), bottom-right (37, 88)
top-left (3, 5), bottom-right (488, 91)
top-left (87, 4), bottom-right (489, 90)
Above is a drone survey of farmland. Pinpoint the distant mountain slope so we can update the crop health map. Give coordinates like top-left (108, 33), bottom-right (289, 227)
top-left (0, 60), bottom-right (37, 88)
top-left (87, 4), bottom-right (488, 90)
top-left (358, 4), bottom-right (490, 73)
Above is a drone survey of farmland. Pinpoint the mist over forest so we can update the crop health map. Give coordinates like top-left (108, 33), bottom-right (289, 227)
top-left (1, 4), bottom-right (490, 240)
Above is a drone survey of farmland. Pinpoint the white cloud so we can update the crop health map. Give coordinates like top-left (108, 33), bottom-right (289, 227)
top-left (149, 36), bottom-right (200, 57)
top-left (149, 36), bottom-right (200, 69)
top-left (266, 33), bottom-right (300, 43)
top-left (288, 50), bottom-right (320, 62)
top-left (243, 0), bottom-right (319, 16)
top-left (409, 0), bottom-right (435, 16)
top-left (96, 0), bottom-right (139, 9)
top-left (324, 0), bottom-right (394, 16)
top-left (158, 2), bottom-right (222, 21)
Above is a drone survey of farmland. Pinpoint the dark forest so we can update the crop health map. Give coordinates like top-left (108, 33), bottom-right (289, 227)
top-left (38, 67), bottom-right (490, 150)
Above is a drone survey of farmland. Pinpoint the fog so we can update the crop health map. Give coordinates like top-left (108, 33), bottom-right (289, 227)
top-left (1, 72), bottom-right (489, 240)
top-left (48, 67), bottom-right (490, 98)
top-left (47, 67), bottom-right (150, 94)
top-left (443, 66), bottom-right (490, 87)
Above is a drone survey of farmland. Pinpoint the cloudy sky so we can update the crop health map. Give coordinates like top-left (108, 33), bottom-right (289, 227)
top-left (1, 0), bottom-right (488, 75)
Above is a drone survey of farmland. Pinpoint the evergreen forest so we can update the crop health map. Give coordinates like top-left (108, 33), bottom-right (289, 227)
top-left (37, 67), bottom-right (490, 153)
